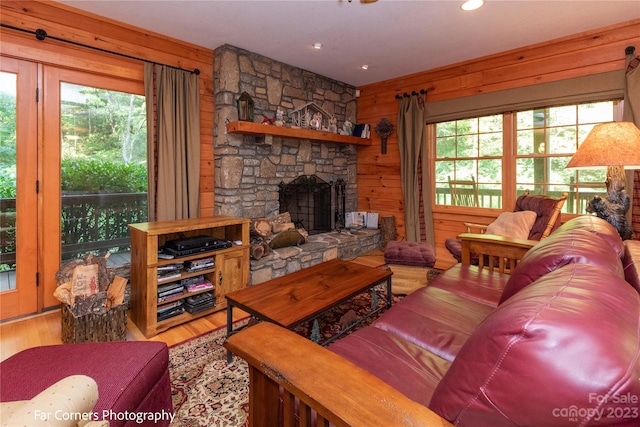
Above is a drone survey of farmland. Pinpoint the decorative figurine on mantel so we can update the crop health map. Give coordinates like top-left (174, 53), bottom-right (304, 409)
top-left (341, 117), bottom-right (353, 136)
top-left (328, 116), bottom-right (338, 133)
top-left (311, 111), bottom-right (323, 130)
top-left (275, 107), bottom-right (285, 127)
top-left (288, 102), bottom-right (333, 131)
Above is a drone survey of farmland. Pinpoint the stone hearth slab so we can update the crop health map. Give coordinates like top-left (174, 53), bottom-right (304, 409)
top-left (250, 229), bottom-right (380, 285)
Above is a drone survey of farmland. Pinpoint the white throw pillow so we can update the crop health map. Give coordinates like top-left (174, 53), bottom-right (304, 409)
top-left (485, 210), bottom-right (538, 239)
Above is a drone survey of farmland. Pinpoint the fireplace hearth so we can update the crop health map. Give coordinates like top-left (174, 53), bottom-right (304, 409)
top-left (279, 175), bottom-right (346, 234)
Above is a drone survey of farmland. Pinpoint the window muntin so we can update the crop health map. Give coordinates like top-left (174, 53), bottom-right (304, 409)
top-left (435, 115), bottom-right (503, 208)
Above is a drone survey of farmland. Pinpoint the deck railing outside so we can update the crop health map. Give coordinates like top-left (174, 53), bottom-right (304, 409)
top-left (435, 187), bottom-right (600, 214)
top-left (1, 193), bottom-right (147, 268)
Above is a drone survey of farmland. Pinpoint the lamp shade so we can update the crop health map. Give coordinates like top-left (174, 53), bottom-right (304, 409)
top-left (566, 121), bottom-right (640, 169)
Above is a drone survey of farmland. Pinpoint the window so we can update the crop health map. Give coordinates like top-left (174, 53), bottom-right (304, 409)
top-left (516, 101), bottom-right (616, 214)
top-left (433, 100), bottom-right (620, 214)
top-left (434, 115), bottom-right (503, 208)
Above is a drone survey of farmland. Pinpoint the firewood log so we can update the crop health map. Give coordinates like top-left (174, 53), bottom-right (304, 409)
top-left (251, 220), bottom-right (272, 238)
top-left (251, 243), bottom-right (265, 260)
top-left (273, 222), bottom-right (295, 233)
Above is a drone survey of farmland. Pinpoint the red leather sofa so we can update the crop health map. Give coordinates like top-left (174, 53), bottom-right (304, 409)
top-left (226, 215), bottom-right (640, 426)
top-left (0, 341), bottom-right (173, 427)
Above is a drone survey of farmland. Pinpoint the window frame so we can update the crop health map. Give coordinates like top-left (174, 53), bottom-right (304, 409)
top-left (429, 99), bottom-right (624, 217)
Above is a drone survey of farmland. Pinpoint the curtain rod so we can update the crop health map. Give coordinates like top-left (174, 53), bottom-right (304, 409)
top-left (395, 89), bottom-right (427, 100)
top-left (1, 23), bottom-right (200, 75)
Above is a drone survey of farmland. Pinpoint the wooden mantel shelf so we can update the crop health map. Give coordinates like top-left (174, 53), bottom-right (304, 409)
top-left (226, 121), bottom-right (372, 146)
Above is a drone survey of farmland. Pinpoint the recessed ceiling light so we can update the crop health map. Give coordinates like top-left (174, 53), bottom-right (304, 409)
top-left (313, 43), bottom-right (323, 49)
top-left (461, 0), bottom-right (484, 11)
top-left (361, 65), bottom-right (369, 70)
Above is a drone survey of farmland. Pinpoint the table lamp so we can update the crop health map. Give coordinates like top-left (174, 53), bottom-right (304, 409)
top-left (566, 121), bottom-right (640, 240)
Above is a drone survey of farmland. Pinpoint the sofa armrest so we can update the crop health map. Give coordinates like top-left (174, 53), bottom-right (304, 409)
top-left (224, 322), bottom-right (453, 427)
top-left (459, 233), bottom-right (537, 273)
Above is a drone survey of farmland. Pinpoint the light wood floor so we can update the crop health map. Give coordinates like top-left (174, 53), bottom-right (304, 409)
top-left (0, 250), bottom-right (449, 362)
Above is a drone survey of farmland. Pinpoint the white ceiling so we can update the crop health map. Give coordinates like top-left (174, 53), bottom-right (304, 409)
top-left (57, 0), bottom-right (640, 87)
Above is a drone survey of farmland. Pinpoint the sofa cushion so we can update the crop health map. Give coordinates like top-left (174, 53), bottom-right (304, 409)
top-left (499, 228), bottom-right (625, 304)
top-left (485, 210), bottom-right (537, 239)
top-left (430, 263), bottom-right (640, 427)
top-left (0, 341), bottom-right (171, 427)
top-left (371, 286), bottom-right (494, 361)
top-left (428, 263), bottom-right (508, 307)
top-left (555, 215), bottom-right (625, 258)
top-left (328, 326), bottom-right (451, 406)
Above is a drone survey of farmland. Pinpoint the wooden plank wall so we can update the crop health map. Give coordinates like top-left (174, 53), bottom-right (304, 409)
top-left (355, 19), bottom-right (640, 266)
top-left (0, 1), bottom-right (216, 217)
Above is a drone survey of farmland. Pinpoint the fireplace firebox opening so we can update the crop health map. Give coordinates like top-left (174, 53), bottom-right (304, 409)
top-left (279, 175), bottom-right (346, 235)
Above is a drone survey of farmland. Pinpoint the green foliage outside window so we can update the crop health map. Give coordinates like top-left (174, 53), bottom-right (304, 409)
top-left (61, 159), bottom-right (147, 194)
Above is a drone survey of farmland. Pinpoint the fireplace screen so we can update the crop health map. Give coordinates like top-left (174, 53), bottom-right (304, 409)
top-left (279, 175), bottom-right (345, 234)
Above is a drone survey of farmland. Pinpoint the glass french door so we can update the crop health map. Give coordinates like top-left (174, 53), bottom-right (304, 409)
top-left (0, 60), bottom-right (145, 320)
top-left (41, 67), bottom-right (146, 310)
top-left (0, 58), bottom-right (38, 320)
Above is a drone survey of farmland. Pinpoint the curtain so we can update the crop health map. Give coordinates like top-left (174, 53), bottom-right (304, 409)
top-left (623, 48), bottom-right (640, 239)
top-left (397, 94), bottom-right (434, 245)
top-left (144, 63), bottom-right (201, 221)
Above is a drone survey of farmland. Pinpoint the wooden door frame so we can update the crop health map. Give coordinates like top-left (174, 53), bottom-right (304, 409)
top-left (0, 57), bottom-right (39, 319)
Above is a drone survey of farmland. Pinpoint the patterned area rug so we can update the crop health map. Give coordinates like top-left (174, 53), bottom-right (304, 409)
top-left (168, 289), bottom-right (400, 426)
top-left (169, 319), bottom-right (250, 427)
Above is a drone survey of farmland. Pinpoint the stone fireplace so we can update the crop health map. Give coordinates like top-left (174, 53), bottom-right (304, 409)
top-left (213, 44), bottom-right (359, 221)
top-left (213, 45), bottom-right (380, 284)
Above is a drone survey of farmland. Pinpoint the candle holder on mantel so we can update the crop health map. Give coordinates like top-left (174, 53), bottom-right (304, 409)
top-left (237, 92), bottom-right (255, 122)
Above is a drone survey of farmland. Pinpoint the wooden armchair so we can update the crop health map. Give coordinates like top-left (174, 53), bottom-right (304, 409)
top-left (445, 191), bottom-right (567, 265)
top-left (457, 233), bottom-right (537, 274)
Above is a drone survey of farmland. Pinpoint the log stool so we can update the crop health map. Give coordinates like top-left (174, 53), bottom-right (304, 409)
top-left (383, 240), bottom-right (436, 268)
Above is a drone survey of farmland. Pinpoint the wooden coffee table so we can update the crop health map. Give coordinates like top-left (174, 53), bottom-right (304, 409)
top-left (225, 259), bottom-right (392, 358)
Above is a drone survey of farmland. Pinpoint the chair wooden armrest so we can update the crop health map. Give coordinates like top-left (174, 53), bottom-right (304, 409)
top-left (459, 233), bottom-right (537, 274)
top-left (463, 222), bottom-right (488, 233)
top-left (224, 322), bottom-right (454, 427)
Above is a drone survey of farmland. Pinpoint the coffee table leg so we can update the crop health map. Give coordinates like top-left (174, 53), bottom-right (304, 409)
top-left (311, 320), bottom-right (321, 343)
top-left (226, 304), bottom-right (234, 363)
top-left (385, 277), bottom-right (392, 308)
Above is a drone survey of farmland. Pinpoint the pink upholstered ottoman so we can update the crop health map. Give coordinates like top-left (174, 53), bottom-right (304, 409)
top-left (0, 341), bottom-right (173, 427)
top-left (384, 240), bottom-right (436, 268)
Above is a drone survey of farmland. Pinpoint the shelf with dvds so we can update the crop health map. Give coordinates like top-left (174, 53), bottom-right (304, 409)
top-left (129, 216), bottom-right (250, 338)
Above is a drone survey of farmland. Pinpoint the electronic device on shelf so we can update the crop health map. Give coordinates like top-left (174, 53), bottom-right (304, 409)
top-left (161, 235), bottom-right (232, 258)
